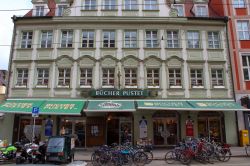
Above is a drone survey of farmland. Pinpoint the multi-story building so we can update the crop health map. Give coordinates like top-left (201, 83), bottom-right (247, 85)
top-left (0, 70), bottom-right (8, 139)
top-left (0, 0), bottom-right (246, 147)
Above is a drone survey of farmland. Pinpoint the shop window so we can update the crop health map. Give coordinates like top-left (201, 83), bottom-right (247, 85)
top-left (91, 125), bottom-right (99, 136)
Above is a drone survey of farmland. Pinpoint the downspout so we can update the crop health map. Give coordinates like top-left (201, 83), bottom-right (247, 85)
top-left (225, 16), bottom-right (239, 145)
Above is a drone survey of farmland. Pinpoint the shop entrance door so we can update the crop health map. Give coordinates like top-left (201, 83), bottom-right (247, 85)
top-left (120, 120), bottom-right (132, 145)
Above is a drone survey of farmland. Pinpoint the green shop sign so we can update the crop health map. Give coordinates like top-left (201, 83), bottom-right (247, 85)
top-left (90, 89), bottom-right (149, 97)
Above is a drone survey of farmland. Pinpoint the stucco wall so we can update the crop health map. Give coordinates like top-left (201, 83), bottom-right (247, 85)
top-left (224, 111), bottom-right (238, 145)
top-left (0, 114), bottom-right (14, 144)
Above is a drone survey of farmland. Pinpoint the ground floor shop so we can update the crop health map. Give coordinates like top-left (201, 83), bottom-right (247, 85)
top-left (0, 99), bottom-right (246, 147)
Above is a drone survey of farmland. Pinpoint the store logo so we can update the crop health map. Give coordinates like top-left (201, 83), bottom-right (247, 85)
top-left (98, 101), bottom-right (122, 109)
top-left (196, 103), bottom-right (208, 107)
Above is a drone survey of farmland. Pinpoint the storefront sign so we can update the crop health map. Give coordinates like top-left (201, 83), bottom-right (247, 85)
top-left (91, 89), bottom-right (148, 97)
top-left (2, 102), bottom-right (32, 108)
top-left (98, 101), bottom-right (122, 109)
top-left (43, 104), bottom-right (76, 110)
top-left (139, 118), bottom-right (148, 138)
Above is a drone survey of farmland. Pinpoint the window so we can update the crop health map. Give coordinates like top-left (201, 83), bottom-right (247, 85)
top-left (103, 0), bottom-right (116, 10)
top-left (146, 30), bottom-right (158, 48)
top-left (37, 68), bottom-right (49, 87)
top-left (147, 69), bottom-right (159, 87)
top-left (85, 0), bottom-right (96, 10)
top-left (233, 0), bottom-right (245, 8)
top-left (41, 31), bottom-right (53, 48)
top-left (208, 31), bottom-right (220, 49)
top-left (167, 30), bottom-right (179, 48)
top-left (195, 5), bottom-right (208, 17)
top-left (16, 69), bottom-right (28, 87)
top-left (82, 30), bottom-right (94, 48)
top-left (190, 69), bottom-right (203, 87)
top-left (169, 69), bottom-right (182, 88)
top-left (57, 5), bottom-right (67, 16)
top-left (21, 31), bottom-right (33, 48)
top-left (125, 0), bottom-right (138, 10)
top-left (242, 55), bottom-right (250, 80)
top-left (103, 31), bottom-right (115, 48)
top-left (211, 69), bottom-right (224, 87)
top-left (61, 30), bottom-right (73, 48)
top-left (35, 6), bottom-right (44, 16)
top-left (144, 0), bottom-right (158, 10)
top-left (172, 4), bottom-right (184, 16)
top-left (102, 68), bottom-right (115, 86)
top-left (187, 31), bottom-right (200, 48)
top-left (237, 21), bottom-right (250, 40)
top-left (80, 68), bottom-right (92, 87)
top-left (124, 30), bottom-right (137, 48)
top-left (58, 68), bottom-right (71, 87)
top-left (125, 69), bottom-right (137, 87)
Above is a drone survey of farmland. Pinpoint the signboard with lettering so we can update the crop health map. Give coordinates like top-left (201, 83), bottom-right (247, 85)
top-left (90, 89), bottom-right (148, 97)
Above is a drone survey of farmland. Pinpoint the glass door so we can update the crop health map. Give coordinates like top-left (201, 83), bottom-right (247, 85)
top-left (74, 121), bottom-right (85, 148)
top-left (120, 121), bottom-right (132, 145)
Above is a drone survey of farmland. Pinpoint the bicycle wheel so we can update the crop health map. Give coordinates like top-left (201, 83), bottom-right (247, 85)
top-left (179, 152), bottom-right (192, 165)
top-left (144, 151), bottom-right (153, 164)
top-left (164, 151), bottom-right (176, 164)
top-left (91, 152), bottom-right (101, 166)
top-left (133, 151), bottom-right (148, 166)
top-left (246, 145), bottom-right (250, 157)
top-left (223, 148), bottom-right (231, 162)
top-left (123, 153), bottom-right (133, 166)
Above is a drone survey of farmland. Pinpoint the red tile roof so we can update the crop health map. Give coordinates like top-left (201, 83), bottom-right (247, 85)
top-left (24, 0), bottom-right (56, 17)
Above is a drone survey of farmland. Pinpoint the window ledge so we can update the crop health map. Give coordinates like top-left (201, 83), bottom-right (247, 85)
top-left (54, 87), bottom-right (72, 90)
top-left (78, 47), bottom-right (96, 50)
top-left (169, 86), bottom-right (183, 89)
top-left (57, 47), bottom-right (74, 49)
top-left (125, 86), bottom-right (138, 89)
top-left (122, 9), bottom-right (139, 11)
top-left (234, 7), bottom-right (247, 9)
top-left (122, 47), bottom-right (139, 49)
top-left (165, 47), bottom-right (182, 50)
top-left (144, 47), bottom-right (161, 50)
top-left (186, 48), bottom-right (203, 50)
top-left (102, 86), bottom-right (115, 88)
top-left (16, 48), bottom-right (33, 50)
top-left (80, 85), bottom-right (92, 88)
top-left (239, 39), bottom-right (250, 41)
top-left (37, 48), bottom-right (53, 50)
top-left (212, 86), bottom-right (226, 89)
top-left (12, 86), bottom-right (28, 89)
top-left (100, 47), bottom-right (117, 50)
top-left (142, 10), bottom-right (159, 12)
top-left (81, 9), bottom-right (98, 11)
top-left (35, 85), bottom-right (49, 88)
top-left (14, 85), bottom-right (27, 88)
top-left (207, 48), bottom-right (224, 51)
top-left (101, 9), bottom-right (118, 11)
top-left (148, 86), bottom-right (160, 89)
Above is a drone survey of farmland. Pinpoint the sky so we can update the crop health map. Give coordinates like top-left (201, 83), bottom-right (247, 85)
top-left (0, 1), bottom-right (32, 70)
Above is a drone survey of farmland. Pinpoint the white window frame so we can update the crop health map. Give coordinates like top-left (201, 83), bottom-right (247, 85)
top-left (58, 68), bottom-right (71, 87)
top-left (187, 31), bottom-right (200, 48)
top-left (61, 30), bottom-right (73, 48)
top-left (172, 4), bottom-right (184, 16)
top-left (147, 68), bottom-right (160, 88)
top-left (37, 68), bottom-right (49, 87)
top-left (41, 30), bottom-right (53, 48)
top-left (103, 31), bottom-right (116, 48)
top-left (237, 20), bottom-right (250, 40)
top-left (242, 54), bottom-right (250, 80)
top-left (168, 68), bottom-right (182, 88)
top-left (84, 0), bottom-right (97, 10)
top-left (233, 0), bottom-right (245, 8)
top-left (82, 30), bottom-right (95, 48)
top-left (208, 31), bottom-right (220, 49)
top-left (21, 31), bottom-right (33, 48)
top-left (16, 68), bottom-right (28, 87)
top-left (166, 30), bottom-right (179, 48)
top-left (144, 0), bottom-right (158, 10)
top-left (80, 68), bottom-right (93, 88)
top-left (35, 6), bottom-right (45, 16)
top-left (124, 30), bottom-right (137, 48)
top-left (102, 68), bottom-right (115, 88)
top-left (145, 30), bottom-right (158, 48)
top-left (195, 5), bottom-right (208, 17)
top-left (190, 69), bottom-right (204, 88)
top-left (124, 68), bottom-right (137, 88)
top-left (211, 69), bottom-right (224, 88)
top-left (57, 5), bottom-right (68, 16)
top-left (103, 0), bottom-right (116, 10)
top-left (124, 0), bottom-right (138, 10)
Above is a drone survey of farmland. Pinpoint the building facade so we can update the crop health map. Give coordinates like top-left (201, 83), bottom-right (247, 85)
top-left (0, 0), bottom-right (245, 147)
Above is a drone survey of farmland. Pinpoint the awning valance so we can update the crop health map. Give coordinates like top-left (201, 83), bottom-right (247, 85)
top-left (85, 100), bottom-right (136, 112)
top-left (137, 100), bottom-right (193, 110)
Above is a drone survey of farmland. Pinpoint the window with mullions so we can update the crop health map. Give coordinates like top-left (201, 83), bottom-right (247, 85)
top-left (195, 5), bottom-right (208, 17)
top-left (58, 68), bottom-right (71, 87)
top-left (21, 31), bottom-right (33, 48)
top-left (125, 0), bottom-right (138, 10)
top-left (61, 30), bottom-right (73, 48)
top-left (57, 5), bottom-right (67, 16)
top-left (190, 69), bottom-right (203, 87)
top-left (37, 68), bottom-right (49, 87)
top-left (169, 69), bottom-right (182, 88)
top-left (103, 31), bottom-right (115, 48)
top-left (41, 31), bottom-right (53, 48)
top-left (237, 21), bottom-right (250, 40)
top-left (85, 0), bottom-right (96, 10)
top-left (166, 30), bottom-right (179, 48)
top-left (16, 68), bottom-right (28, 87)
top-left (80, 68), bottom-right (92, 87)
top-left (211, 69), bottom-right (224, 87)
top-left (242, 55), bottom-right (250, 80)
top-left (233, 0), bottom-right (245, 8)
top-left (172, 4), bottom-right (184, 16)
top-left (144, 0), bottom-right (158, 10)
top-left (146, 30), bottom-right (158, 48)
top-left (208, 31), bottom-right (220, 49)
top-left (103, 0), bottom-right (116, 10)
top-left (187, 31), bottom-right (200, 48)
top-left (102, 68), bottom-right (115, 86)
top-left (35, 6), bottom-right (44, 16)
top-left (125, 68), bottom-right (137, 87)
top-left (124, 31), bottom-right (137, 48)
top-left (147, 69), bottom-right (159, 87)
top-left (82, 30), bottom-right (94, 48)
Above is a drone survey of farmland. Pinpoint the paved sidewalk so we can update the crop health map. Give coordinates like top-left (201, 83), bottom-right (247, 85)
top-left (73, 146), bottom-right (248, 161)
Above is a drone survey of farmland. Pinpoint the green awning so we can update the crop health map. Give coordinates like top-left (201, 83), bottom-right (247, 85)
top-left (0, 99), bottom-right (45, 114)
top-left (187, 100), bottom-right (246, 111)
top-left (39, 99), bottom-right (85, 115)
top-left (85, 100), bottom-right (136, 112)
top-left (137, 100), bottom-right (193, 110)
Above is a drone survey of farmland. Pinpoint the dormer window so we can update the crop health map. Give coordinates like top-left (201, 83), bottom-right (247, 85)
top-left (195, 5), bottom-right (208, 17)
top-left (172, 4), bottom-right (184, 16)
top-left (57, 5), bottom-right (68, 16)
top-left (35, 6), bottom-right (44, 16)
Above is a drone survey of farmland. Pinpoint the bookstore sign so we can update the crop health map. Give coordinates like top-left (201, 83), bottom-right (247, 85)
top-left (91, 89), bottom-right (149, 97)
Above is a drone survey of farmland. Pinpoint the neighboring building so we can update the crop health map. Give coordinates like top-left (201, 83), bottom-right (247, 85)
top-left (0, 0), bottom-right (245, 147)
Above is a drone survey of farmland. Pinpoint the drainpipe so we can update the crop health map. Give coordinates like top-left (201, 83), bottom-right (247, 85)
top-left (225, 16), bottom-right (239, 145)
